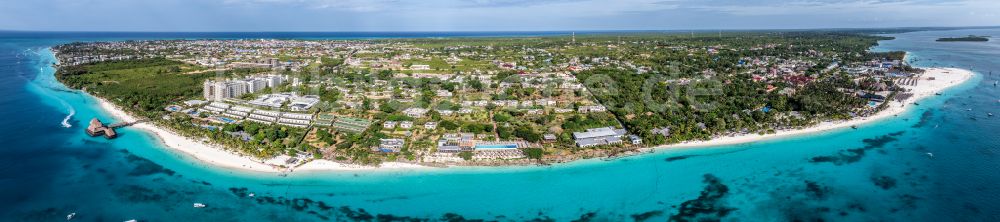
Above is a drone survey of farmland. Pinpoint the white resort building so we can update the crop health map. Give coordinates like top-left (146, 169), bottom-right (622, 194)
top-left (572, 127), bottom-right (627, 148)
top-left (203, 74), bottom-right (287, 101)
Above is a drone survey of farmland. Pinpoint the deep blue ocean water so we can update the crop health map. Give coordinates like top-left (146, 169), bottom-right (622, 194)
top-left (0, 30), bottom-right (998, 221)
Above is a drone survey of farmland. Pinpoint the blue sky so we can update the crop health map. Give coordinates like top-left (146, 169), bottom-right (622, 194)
top-left (1, 0), bottom-right (998, 31)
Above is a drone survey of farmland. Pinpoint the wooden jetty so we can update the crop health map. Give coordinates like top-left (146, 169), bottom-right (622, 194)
top-left (85, 118), bottom-right (147, 139)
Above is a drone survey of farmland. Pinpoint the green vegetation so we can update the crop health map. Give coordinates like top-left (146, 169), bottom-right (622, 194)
top-left (53, 30), bottom-right (913, 165)
top-left (570, 32), bottom-right (888, 145)
top-left (936, 35), bottom-right (989, 42)
top-left (56, 58), bottom-right (208, 118)
top-left (522, 148), bottom-right (544, 159)
top-left (458, 151), bottom-right (474, 161)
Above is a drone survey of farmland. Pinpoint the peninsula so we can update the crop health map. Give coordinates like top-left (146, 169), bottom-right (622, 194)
top-left (936, 35), bottom-right (990, 42)
top-left (52, 32), bottom-right (974, 172)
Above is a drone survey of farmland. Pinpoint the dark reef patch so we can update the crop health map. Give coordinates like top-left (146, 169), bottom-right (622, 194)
top-left (123, 152), bottom-right (175, 177)
top-left (440, 212), bottom-right (484, 222)
top-left (846, 202), bottom-right (867, 213)
top-left (897, 194), bottom-right (921, 210)
top-left (912, 110), bottom-right (935, 128)
top-left (668, 174), bottom-right (734, 222)
top-left (375, 214), bottom-right (426, 222)
top-left (222, 186), bottom-right (621, 222)
top-left (804, 180), bottom-right (831, 199)
top-left (809, 148), bottom-right (866, 165)
top-left (225, 186), bottom-right (457, 221)
top-left (963, 202), bottom-right (982, 214)
top-left (871, 175), bottom-right (898, 190)
top-left (17, 207), bottom-right (63, 221)
top-left (527, 215), bottom-right (555, 222)
top-left (767, 179), bottom-right (857, 222)
top-left (81, 138), bottom-right (112, 145)
top-left (367, 195), bottom-right (410, 203)
top-left (664, 148), bottom-right (751, 163)
top-left (571, 212), bottom-right (598, 222)
top-left (664, 155), bottom-right (693, 162)
top-left (116, 185), bottom-right (167, 202)
top-left (337, 207), bottom-right (374, 221)
top-left (228, 187), bottom-right (250, 197)
top-left (809, 131), bottom-right (905, 165)
top-left (631, 210), bottom-right (663, 221)
top-left (862, 131), bottom-right (904, 149)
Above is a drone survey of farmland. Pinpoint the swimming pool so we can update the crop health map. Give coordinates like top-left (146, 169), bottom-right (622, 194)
top-left (214, 117), bottom-right (237, 124)
top-left (475, 144), bottom-right (518, 149)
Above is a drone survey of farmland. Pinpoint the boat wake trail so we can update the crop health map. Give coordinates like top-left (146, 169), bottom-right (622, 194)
top-left (61, 100), bottom-right (75, 128)
top-left (18, 47), bottom-right (77, 128)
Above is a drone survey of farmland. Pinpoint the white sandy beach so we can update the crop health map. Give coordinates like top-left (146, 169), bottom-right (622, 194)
top-left (94, 67), bottom-right (972, 173)
top-left (95, 97), bottom-right (426, 173)
top-left (657, 67), bottom-right (975, 149)
top-left (294, 160), bottom-right (427, 172)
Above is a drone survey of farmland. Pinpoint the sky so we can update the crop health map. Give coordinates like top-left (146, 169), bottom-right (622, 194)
top-left (1, 0), bottom-right (998, 31)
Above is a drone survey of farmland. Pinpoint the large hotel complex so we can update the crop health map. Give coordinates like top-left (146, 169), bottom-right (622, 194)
top-left (202, 74), bottom-right (287, 101)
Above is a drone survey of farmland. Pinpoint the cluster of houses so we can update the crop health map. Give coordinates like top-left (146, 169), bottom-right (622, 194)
top-left (58, 39), bottom-right (369, 73)
top-left (55, 53), bottom-right (139, 66)
top-left (744, 57), bottom-right (821, 87)
top-left (54, 41), bottom-right (155, 66)
top-left (383, 120), bottom-right (438, 130)
top-left (740, 53), bottom-right (914, 109)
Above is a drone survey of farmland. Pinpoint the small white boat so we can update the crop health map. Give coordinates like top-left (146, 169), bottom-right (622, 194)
top-left (927, 152), bottom-right (934, 157)
top-left (248, 193), bottom-right (255, 197)
top-left (193, 203), bottom-right (207, 208)
top-left (125, 220), bottom-right (137, 222)
top-left (67, 213), bottom-right (76, 220)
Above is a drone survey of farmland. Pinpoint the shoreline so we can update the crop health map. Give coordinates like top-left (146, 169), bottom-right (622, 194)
top-left (94, 97), bottom-right (427, 173)
top-left (654, 67), bottom-right (974, 150)
top-left (91, 67), bottom-right (973, 173)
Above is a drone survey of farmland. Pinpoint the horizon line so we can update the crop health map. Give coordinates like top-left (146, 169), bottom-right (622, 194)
top-left (3, 25), bottom-right (1000, 33)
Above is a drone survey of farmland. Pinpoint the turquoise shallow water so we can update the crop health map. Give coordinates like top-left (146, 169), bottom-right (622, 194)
top-left (1, 30), bottom-right (999, 221)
